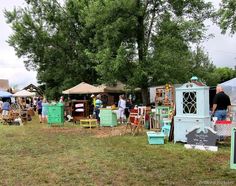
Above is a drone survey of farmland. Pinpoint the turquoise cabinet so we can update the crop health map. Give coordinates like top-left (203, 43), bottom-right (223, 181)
top-left (174, 82), bottom-right (211, 143)
top-left (100, 109), bottom-right (117, 127)
top-left (48, 103), bottom-right (64, 126)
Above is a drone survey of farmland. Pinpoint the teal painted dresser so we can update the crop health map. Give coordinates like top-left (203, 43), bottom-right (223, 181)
top-left (48, 103), bottom-right (64, 126)
top-left (100, 109), bottom-right (117, 127)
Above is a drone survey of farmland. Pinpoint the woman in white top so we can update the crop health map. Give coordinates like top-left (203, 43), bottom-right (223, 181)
top-left (118, 95), bottom-right (126, 124)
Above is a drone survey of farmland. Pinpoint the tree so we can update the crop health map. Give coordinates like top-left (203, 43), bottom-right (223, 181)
top-left (212, 67), bottom-right (236, 83)
top-left (5, 0), bottom-right (97, 99)
top-left (85, 0), bottom-right (213, 104)
top-left (218, 0), bottom-right (236, 34)
top-left (190, 46), bottom-right (217, 86)
top-left (5, 0), bottom-right (214, 103)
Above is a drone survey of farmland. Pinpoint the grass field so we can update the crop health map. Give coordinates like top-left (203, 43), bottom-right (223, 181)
top-left (0, 117), bottom-right (235, 185)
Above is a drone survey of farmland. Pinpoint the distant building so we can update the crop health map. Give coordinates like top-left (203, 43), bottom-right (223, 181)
top-left (23, 84), bottom-right (44, 96)
top-left (0, 79), bottom-right (10, 91)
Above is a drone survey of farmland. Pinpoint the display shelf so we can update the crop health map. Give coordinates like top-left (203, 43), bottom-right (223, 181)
top-left (71, 100), bottom-right (89, 122)
top-left (155, 84), bottom-right (174, 107)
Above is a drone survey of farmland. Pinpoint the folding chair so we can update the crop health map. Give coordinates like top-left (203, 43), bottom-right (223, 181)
top-left (131, 114), bottom-right (144, 136)
top-left (125, 109), bottom-right (138, 134)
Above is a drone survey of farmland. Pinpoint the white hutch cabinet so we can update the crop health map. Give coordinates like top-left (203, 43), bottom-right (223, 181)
top-left (174, 82), bottom-right (211, 143)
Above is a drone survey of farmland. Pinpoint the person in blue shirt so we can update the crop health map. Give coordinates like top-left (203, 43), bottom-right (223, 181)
top-left (2, 99), bottom-right (11, 117)
top-left (42, 98), bottom-right (49, 123)
top-left (95, 94), bottom-right (102, 124)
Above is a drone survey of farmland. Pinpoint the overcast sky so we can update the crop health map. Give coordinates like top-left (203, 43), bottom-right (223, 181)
top-left (0, 0), bottom-right (236, 89)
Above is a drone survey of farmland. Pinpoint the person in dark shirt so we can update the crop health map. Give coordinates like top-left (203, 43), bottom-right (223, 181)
top-left (212, 85), bottom-right (231, 120)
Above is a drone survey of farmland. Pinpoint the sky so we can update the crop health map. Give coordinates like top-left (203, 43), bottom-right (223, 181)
top-left (0, 0), bottom-right (236, 89)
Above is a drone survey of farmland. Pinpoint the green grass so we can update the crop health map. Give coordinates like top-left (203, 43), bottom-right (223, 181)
top-left (0, 118), bottom-right (235, 185)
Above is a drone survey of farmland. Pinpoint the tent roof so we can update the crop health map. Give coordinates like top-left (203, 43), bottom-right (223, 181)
top-left (23, 83), bottom-right (44, 96)
top-left (62, 82), bottom-right (100, 94)
top-left (96, 82), bottom-right (126, 93)
top-left (13, 90), bottom-right (35, 97)
top-left (0, 90), bottom-right (12, 98)
top-left (220, 78), bottom-right (236, 105)
top-left (220, 78), bottom-right (236, 87)
top-left (62, 81), bottom-right (141, 94)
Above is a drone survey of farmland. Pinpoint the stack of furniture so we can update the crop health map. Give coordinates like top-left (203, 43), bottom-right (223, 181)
top-left (155, 84), bottom-right (174, 106)
top-left (156, 106), bottom-right (172, 128)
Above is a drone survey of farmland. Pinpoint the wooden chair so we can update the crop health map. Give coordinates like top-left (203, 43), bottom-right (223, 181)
top-left (131, 114), bottom-right (144, 136)
top-left (20, 109), bottom-right (28, 124)
top-left (125, 109), bottom-right (138, 134)
top-left (2, 111), bottom-right (14, 125)
top-left (125, 108), bottom-right (145, 136)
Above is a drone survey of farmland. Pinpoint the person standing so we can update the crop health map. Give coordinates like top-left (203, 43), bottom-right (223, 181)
top-left (90, 94), bottom-right (96, 116)
top-left (0, 98), bottom-right (3, 112)
top-left (37, 97), bottom-right (43, 123)
top-left (124, 98), bottom-right (133, 122)
top-left (2, 99), bottom-right (11, 117)
top-left (212, 85), bottom-right (231, 120)
top-left (42, 98), bottom-right (49, 123)
top-left (118, 95), bottom-right (126, 124)
top-left (59, 96), bottom-right (64, 103)
top-left (95, 94), bottom-right (102, 124)
top-left (33, 97), bottom-right (37, 111)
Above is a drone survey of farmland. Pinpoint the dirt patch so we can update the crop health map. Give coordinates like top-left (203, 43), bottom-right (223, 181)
top-left (40, 125), bottom-right (128, 138)
top-left (94, 125), bottom-right (127, 138)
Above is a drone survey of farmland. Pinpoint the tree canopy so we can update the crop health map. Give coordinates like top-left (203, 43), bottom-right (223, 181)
top-left (218, 0), bottom-right (236, 34)
top-left (5, 0), bottom-right (217, 102)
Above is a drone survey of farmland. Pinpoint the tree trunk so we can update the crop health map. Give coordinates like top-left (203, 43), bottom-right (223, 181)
top-left (141, 87), bottom-right (149, 106)
top-left (137, 0), bottom-right (144, 62)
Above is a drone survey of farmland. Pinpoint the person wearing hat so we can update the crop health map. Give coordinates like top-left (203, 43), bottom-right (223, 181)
top-left (90, 94), bottom-right (96, 116)
top-left (91, 94), bottom-right (96, 108)
top-left (59, 96), bottom-right (64, 103)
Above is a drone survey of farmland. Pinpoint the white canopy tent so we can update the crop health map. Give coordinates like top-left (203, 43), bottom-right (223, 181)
top-left (220, 78), bottom-right (236, 105)
top-left (13, 89), bottom-right (35, 97)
